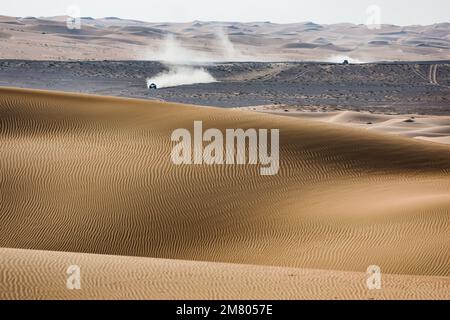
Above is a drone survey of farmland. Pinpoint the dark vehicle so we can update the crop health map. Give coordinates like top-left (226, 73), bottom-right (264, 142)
top-left (148, 83), bottom-right (157, 89)
top-left (342, 60), bottom-right (349, 65)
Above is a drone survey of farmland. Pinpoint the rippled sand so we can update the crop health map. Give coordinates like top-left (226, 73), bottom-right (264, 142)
top-left (0, 87), bottom-right (449, 299)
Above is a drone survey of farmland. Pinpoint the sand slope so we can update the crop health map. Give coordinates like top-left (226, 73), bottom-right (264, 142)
top-left (0, 87), bottom-right (449, 299)
top-left (1, 248), bottom-right (449, 300)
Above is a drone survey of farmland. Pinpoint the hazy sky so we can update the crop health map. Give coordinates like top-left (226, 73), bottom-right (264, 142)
top-left (2, 0), bottom-right (449, 25)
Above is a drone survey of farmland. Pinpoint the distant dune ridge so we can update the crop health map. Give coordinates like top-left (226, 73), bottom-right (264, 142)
top-left (0, 87), bottom-right (449, 299)
top-left (0, 15), bottom-right (449, 61)
top-left (242, 107), bottom-right (450, 145)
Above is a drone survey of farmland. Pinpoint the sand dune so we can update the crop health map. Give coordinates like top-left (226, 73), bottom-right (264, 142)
top-left (244, 107), bottom-right (450, 145)
top-left (0, 87), bottom-right (449, 299)
top-left (1, 16), bottom-right (449, 61)
top-left (1, 248), bottom-right (449, 300)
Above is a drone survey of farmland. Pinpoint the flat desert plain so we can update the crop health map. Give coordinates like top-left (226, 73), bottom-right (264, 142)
top-left (0, 86), bottom-right (449, 299)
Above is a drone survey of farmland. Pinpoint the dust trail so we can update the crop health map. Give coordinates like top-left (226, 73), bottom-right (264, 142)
top-left (215, 27), bottom-right (245, 61)
top-left (146, 66), bottom-right (216, 89)
top-left (325, 55), bottom-right (367, 64)
top-left (147, 34), bottom-right (214, 65)
top-left (146, 34), bottom-right (217, 88)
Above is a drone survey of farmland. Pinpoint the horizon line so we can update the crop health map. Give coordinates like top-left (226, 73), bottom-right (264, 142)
top-left (3, 15), bottom-right (449, 28)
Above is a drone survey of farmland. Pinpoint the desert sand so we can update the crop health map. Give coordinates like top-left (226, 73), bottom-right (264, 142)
top-left (0, 16), bottom-right (449, 61)
top-left (1, 248), bottom-right (449, 300)
top-left (242, 106), bottom-right (450, 145)
top-left (0, 86), bottom-right (449, 299)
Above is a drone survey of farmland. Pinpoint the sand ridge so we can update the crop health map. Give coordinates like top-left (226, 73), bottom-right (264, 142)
top-left (0, 87), bottom-right (449, 299)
